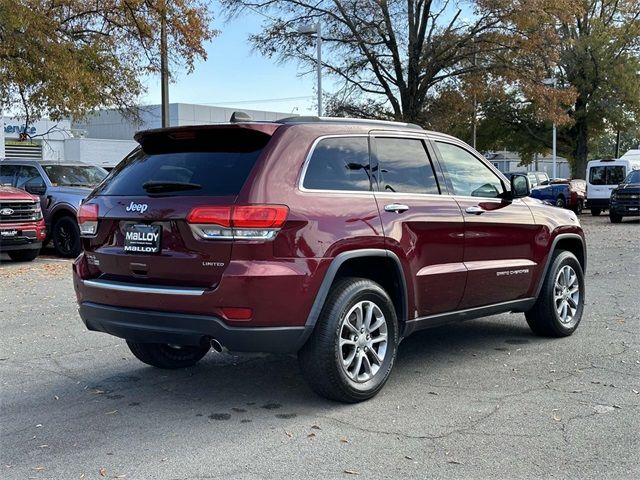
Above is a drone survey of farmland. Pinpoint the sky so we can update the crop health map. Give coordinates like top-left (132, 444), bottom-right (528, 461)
top-left (140, 5), bottom-right (322, 116)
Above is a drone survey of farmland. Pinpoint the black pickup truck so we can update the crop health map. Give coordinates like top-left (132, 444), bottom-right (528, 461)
top-left (609, 170), bottom-right (640, 223)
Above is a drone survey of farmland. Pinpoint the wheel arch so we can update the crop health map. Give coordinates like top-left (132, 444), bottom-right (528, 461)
top-left (301, 249), bottom-right (409, 346)
top-left (534, 233), bottom-right (586, 299)
top-left (50, 205), bottom-right (78, 226)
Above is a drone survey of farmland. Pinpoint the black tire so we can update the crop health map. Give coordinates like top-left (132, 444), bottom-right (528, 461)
top-left (572, 200), bottom-right (583, 215)
top-left (126, 341), bottom-right (210, 369)
top-left (555, 196), bottom-right (566, 208)
top-left (590, 208), bottom-right (601, 216)
top-left (525, 251), bottom-right (585, 337)
top-left (7, 249), bottom-right (40, 262)
top-left (298, 277), bottom-right (399, 403)
top-left (609, 212), bottom-right (623, 223)
top-left (52, 216), bottom-right (81, 258)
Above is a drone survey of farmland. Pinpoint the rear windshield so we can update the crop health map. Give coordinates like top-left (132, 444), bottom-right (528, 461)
top-left (95, 129), bottom-right (270, 196)
top-left (589, 165), bottom-right (625, 185)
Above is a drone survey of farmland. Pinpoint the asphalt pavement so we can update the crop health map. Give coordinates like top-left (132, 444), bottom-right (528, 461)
top-left (1, 214), bottom-right (638, 479)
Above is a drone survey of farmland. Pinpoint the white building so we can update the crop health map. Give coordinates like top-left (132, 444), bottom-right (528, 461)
top-left (1, 116), bottom-right (138, 168)
top-left (73, 103), bottom-right (292, 142)
top-left (2, 103), bottom-right (293, 168)
top-left (2, 117), bottom-right (73, 162)
top-left (485, 151), bottom-right (572, 179)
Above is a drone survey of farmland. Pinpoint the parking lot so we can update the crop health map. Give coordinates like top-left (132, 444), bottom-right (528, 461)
top-left (1, 214), bottom-right (638, 479)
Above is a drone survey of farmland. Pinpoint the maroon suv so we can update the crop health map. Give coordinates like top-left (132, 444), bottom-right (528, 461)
top-left (73, 117), bottom-right (586, 402)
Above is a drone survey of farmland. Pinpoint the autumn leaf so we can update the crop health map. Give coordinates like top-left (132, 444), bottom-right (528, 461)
top-left (99, 467), bottom-right (107, 477)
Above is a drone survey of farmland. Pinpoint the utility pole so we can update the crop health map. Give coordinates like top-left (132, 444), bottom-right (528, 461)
top-left (543, 77), bottom-right (557, 178)
top-left (316, 22), bottom-right (322, 117)
top-left (160, 3), bottom-right (170, 128)
top-left (615, 130), bottom-right (621, 158)
top-left (471, 41), bottom-right (477, 149)
top-left (298, 22), bottom-right (323, 116)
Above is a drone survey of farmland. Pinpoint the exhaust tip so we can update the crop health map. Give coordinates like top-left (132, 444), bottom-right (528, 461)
top-left (210, 338), bottom-right (224, 353)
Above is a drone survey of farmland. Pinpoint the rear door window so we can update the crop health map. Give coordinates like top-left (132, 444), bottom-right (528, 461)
top-left (302, 137), bottom-right (371, 191)
top-left (536, 173), bottom-right (549, 185)
top-left (375, 137), bottom-right (439, 194)
top-left (589, 166), bottom-right (626, 185)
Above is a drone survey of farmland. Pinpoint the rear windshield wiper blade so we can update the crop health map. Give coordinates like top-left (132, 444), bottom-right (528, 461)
top-left (142, 181), bottom-right (202, 192)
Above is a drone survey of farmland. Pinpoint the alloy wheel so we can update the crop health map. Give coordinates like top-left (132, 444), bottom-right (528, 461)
top-left (339, 300), bottom-right (388, 383)
top-left (57, 224), bottom-right (72, 254)
top-left (553, 265), bottom-right (580, 325)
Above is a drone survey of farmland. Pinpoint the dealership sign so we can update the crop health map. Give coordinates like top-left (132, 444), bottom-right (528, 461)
top-left (4, 124), bottom-right (37, 135)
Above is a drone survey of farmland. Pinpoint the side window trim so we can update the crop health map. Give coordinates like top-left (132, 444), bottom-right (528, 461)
top-left (431, 139), bottom-right (507, 198)
top-left (424, 138), bottom-right (451, 195)
top-left (370, 135), bottom-right (442, 196)
top-left (298, 134), bottom-right (374, 193)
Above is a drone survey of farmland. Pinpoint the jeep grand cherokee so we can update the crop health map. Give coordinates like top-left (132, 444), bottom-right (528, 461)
top-left (73, 117), bottom-right (586, 402)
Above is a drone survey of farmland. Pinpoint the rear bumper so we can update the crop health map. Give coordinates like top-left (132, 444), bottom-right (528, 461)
top-left (79, 302), bottom-right (309, 353)
top-left (586, 198), bottom-right (609, 209)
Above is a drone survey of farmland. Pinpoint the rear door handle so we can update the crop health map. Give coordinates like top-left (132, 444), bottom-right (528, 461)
top-left (465, 206), bottom-right (485, 215)
top-left (384, 203), bottom-right (410, 214)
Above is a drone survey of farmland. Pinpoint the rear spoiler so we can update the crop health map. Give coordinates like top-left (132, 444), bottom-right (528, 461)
top-left (134, 122), bottom-right (282, 143)
top-left (134, 123), bottom-right (282, 153)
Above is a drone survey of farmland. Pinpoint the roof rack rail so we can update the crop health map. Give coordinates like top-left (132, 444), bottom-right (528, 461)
top-left (276, 116), bottom-right (423, 130)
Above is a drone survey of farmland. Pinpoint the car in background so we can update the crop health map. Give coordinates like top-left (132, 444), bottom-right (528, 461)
top-left (530, 179), bottom-right (586, 213)
top-left (586, 155), bottom-right (640, 216)
top-left (0, 160), bottom-right (108, 257)
top-left (503, 171), bottom-right (550, 189)
top-left (609, 169), bottom-right (640, 223)
top-left (0, 186), bottom-right (46, 262)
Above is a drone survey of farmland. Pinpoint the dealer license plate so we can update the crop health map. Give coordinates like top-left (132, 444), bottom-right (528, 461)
top-left (123, 224), bottom-right (161, 254)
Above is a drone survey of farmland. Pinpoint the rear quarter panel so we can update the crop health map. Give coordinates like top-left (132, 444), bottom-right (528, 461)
top-left (238, 125), bottom-right (385, 325)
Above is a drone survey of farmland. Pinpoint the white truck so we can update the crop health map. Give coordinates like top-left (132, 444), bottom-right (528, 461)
top-left (586, 150), bottom-right (640, 216)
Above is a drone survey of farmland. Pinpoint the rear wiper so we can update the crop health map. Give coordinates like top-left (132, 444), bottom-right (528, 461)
top-left (142, 181), bottom-right (202, 193)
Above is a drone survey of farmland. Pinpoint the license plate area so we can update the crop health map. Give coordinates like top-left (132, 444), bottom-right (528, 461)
top-left (124, 224), bottom-right (161, 254)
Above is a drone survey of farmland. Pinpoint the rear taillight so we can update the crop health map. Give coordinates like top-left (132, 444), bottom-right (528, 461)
top-left (77, 204), bottom-right (99, 236)
top-left (187, 205), bottom-right (288, 240)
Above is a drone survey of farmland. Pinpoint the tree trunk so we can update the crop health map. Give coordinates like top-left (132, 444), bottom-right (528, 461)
top-left (572, 94), bottom-right (589, 180)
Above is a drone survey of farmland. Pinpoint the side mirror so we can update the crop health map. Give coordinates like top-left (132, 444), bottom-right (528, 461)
top-left (24, 178), bottom-right (46, 196)
top-left (509, 174), bottom-right (530, 199)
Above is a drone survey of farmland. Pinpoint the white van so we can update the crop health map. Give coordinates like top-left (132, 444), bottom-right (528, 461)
top-left (586, 151), bottom-right (640, 216)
